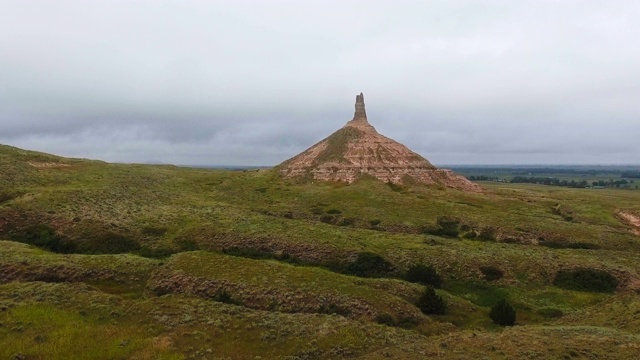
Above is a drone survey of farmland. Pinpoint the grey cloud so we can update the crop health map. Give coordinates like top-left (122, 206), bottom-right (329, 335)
top-left (1, 1), bottom-right (639, 165)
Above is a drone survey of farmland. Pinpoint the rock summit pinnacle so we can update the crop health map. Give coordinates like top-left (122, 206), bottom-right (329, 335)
top-left (353, 92), bottom-right (367, 121)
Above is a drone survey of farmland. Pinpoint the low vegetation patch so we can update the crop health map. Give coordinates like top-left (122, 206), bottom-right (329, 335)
top-left (479, 266), bottom-right (503, 281)
top-left (490, 299), bottom-right (516, 326)
top-left (222, 246), bottom-right (302, 264)
top-left (416, 285), bottom-right (446, 315)
top-left (553, 268), bottom-right (618, 293)
top-left (140, 225), bottom-right (168, 236)
top-left (343, 252), bottom-right (396, 278)
top-left (0, 191), bottom-right (22, 204)
top-left (540, 241), bottom-right (600, 250)
top-left (8, 224), bottom-right (77, 254)
top-left (76, 232), bottom-right (141, 254)
top-left (423, 217), bottom-right (461, 238)
top-left (404, 264), bottom-right (443, 288)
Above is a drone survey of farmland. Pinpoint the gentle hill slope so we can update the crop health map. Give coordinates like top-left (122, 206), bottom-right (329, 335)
top-left (2, 143), bottom-right (640, 358)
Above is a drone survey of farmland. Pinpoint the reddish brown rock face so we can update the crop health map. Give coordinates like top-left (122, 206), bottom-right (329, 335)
top-left (278, 93), bottom-right (482, 192)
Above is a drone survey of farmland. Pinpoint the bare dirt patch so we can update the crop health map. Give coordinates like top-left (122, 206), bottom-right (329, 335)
top-left (618, 211), bottom-right (640, 235)
top-left (27, 161), bottom-right (71, 168)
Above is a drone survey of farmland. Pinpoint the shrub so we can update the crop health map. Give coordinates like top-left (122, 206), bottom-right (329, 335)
top-left (423, 217), bottom-right (461, 237)
top-left (141, 226), bottom-right (168, 236)
top-left (479, 266), bottom-right (504, 281)
top-left (463, 231), bottom-right (477, 239)
top-left (490, 299), bottom-right (516, 326)
top-left (317, 303), bottom-right (351, 316)
top-left (214, 289), bottom-right (240, 305)
top-left (345, 252), bottom-right (395, 278)
top-left (10, 224), bottom-right (77, 253)
top-left (417, 285), bottom-right (446, 315)
top-left (77, 232), bottom-right (140, 254)
top-left (538, 308), bottom-right (564, 318)
top-left (0, 191), bottom-right (20, 204)
top-left (553, 268), bottom-right (618, 293)
top-left (136, 246), bottom-right (173, 259)
top-left (221, 247), bottom-right (302, 265)
top-left (375, 313), bottom-right (396, 326)
top-left (175, 238), bottom-right (199, 251)
top-left (540, 241), bottom-right (600, 250)
top-left (404, 264), bottom-right (442, 288)
top-left (478, 227), bottom-right (497, 241)
top-left (337, 218), bottom-right (354, 226)
top-left (369, 219), bottom-right (381, 226)
top-left (326, 208), bottom-right (342, 214)
top-left (223, 247), bottom-right (274, 260)
top-left (387, 181), bottom-right (403, 192)
top-left (319, 215), bottom-right (334, 224)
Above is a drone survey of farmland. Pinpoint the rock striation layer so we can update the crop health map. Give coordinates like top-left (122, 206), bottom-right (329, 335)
top-left (277, 93), bottom-right (481, 192)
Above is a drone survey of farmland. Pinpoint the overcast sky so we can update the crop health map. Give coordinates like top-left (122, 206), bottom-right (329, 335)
top-left (1, 1), bottom-right (639, 166)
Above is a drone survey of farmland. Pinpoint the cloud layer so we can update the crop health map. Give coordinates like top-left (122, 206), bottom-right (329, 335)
top-left (1, 1), bottom-right (639, 165)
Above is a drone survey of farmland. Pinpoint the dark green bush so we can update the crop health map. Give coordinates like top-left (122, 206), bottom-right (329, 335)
top-left (404, 264), bottom-right (442, 288)
top-left (319, 215), bottom-right (334, 224)
top-left (141, 226), bottom-right (168, 236)
top-left (489, 299), bottom-right (516, 326)
top-left (326, 208), bottom-right (342, 214)
top-left (369, 219), bottom-right (381, 226)
top-left (553, 268), bottom-right (618, 293)
top-left (480, 266), bottom-right (504, 281)
top-left (223, 247), bottom-right (274, 260)
top-left (175, 238), bottom-right (199, 251)
top-left (214, 289), bottom-right (240, 305)
top-left (423, 217), bottom-right (461, 237)
top-left (478, 227), bottom-right (497, 241)
top-left (317, 303), bottom-right (351, 316)
top-left (77, 232), bottom-right (141, 254)
top-left (538, 307), bottom-right (564, 318)
top-left (345, 252), bottom-right (395, 278)
top-left (463, 231), bottom-right (477, 239)
top-left (10, 224), bottom-right (77, 253)
top-left (222, 247), bottom-right (302, 265)
top-left (0, 191), bottom-right (21, 204)
top-left (136, 246), bottom-right (173, 259)
top-left (541, 241), bottom-right (600, 250)
top-left (375, 313), bottom-right (396, 326)
top-left (387, 182), bottom-right (404, 192)
top-left (417, 285), bottom-right (446, 315)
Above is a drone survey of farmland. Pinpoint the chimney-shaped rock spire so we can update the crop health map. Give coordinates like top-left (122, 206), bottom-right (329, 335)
top-left (353, 92), bottom-right (367, 121)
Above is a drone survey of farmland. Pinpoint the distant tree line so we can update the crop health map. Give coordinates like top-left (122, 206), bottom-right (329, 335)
top-left (457, 167), bottom-right (640, 179)
top-left (621, 171), bottom-right (640, 178)
top-left (510, 176), bottom-right (590, 188)
top-left (467, 175), bottom-right (500, 181)
top-left (507, 176), bottom-right (634, 189)
top-left (591, 179), bottom-right (633, 187)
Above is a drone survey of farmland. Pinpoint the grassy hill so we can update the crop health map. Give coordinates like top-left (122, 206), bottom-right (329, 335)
top-left (1, 144), bottom-right (640, 359)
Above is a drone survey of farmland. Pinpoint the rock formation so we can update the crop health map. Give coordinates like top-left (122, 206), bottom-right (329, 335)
top-left (277, 93), bottom-right (481, 192)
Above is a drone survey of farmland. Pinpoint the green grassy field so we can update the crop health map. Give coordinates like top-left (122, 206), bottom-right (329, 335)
top-left (2, 144), bottom-right (640, 359)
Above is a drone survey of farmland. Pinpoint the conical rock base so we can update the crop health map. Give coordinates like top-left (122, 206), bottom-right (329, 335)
top-left (277, 93), bottom-right (481, 192)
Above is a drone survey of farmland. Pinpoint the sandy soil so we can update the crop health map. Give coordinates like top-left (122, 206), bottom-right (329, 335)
top-left (618, 211), bottom-right (640, 235)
